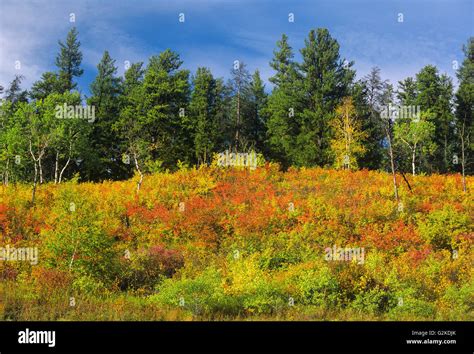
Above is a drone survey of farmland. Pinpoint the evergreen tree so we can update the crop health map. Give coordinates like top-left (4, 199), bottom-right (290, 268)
top-left (397, 77), bottom-right (417, 106)
top-left (266, 34), bottom-right (304, 167)
top-left (30, 72), bottom-right (61, 101)
top-left (189, 67), bottom-right (220, 165)
top-left (355, 67), bottom-right (387, 169)
top-left (114, 62), bottom-right (147, 191)
top-left (454, 37), bottom-right (474, 191)
top-left (87, 50), bottom-right (124, 180)
top-left (55, 27), bottom-right (84, 92)
top-left (298, 28), bottom-right (355, 166)
top-left (269, 34), bottom-right (297, 86)
top-left (415, 65), bottom-right (455, 173)
top-left (228, 60), bottom-right (252, 151)
top-left (248, 70), bottom-right (268, 153)
top-left (140, 50), bottom-right (191, 168)
top-left (4, 75), bottom-right (28, 107)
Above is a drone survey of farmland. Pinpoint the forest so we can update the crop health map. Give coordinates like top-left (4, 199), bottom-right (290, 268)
top-left (0, 28), bottom-right (472, 190)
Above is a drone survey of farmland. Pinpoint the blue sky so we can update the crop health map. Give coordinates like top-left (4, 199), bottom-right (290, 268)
top-left (0, 0), bottom-right (472, 96)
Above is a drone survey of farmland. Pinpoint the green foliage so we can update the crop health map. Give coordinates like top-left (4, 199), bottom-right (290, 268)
top-left (151, 268), bottom-right (237, 316)
top-left (43, 186), bottom-right (120, 284)
top-left (266, 29), bottom-right (355, 167)
top-left (189, 67), bottom-right (221, 165)
top-left (394, 116), bottom-right (436, 175)
top-left (88, 50), bottom-right (125, 180)
top-left (55, 27), bottom-right (84, 92)
top-left (292, 266), bottom-right (340, 308)
top-left (0, 26), bottom-right (472, 322)
top-left (418, 206), bottom-right (471, 250)
top-left (388, 297), bottom-right (437, 319)
top-left (454, 37), bottom-right (474, 176)
top-left (415, 65), bottom-right (456, 173)
top-left (351, 287), bottom-right (396, 315)
top-left (30, 72), bottom-right (62, 101)
top-left (141, 50), bottom-right (191, 168)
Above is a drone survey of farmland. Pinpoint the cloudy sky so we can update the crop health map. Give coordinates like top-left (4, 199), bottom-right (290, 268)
top-left (0, 0), bottom-right (472, 96)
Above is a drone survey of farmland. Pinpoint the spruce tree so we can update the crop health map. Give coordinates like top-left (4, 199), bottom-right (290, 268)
top-left (140, 50), bottom-right (191, 168)
top-left (248, 70), bottom-right (268, 153)
top-left (266, 34), bottom-right (303, 167)
top-left (298, 28), bottom-right (355, 166)
top-left (55, 27), bottom-right (83, 92)
top-left (189, 67), bottom-right (219, 165)
top-left (454, 37), bottom-right (474, 191)
top-left (88, 50), bottom-right (123, 180)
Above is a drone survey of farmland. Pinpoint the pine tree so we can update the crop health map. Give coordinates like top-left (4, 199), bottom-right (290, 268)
top-left (189, 67), bottom-right (220, 165)
top-left (355, 67), bottom-right (387, 169)
top-left (55, 27), bottom-right (84, 92)
top-left (88, 50), bottom-right (123, 180)
top-left (269, 34), bottom-right (297, 86)
top-left (140, 50), bottom-right (191, 168)
top-left (114, 62), bottom-right (147, 191)
top-left (248, 70), bottom-right (268, 153)
top-left (299, 28), bottom-right (355, 166)
top-left (415, 65), bottom-right (455, 173)
top-left (4, 75), bottom-right (28, 106)
top-left (455, 37), bottom-right (474, 191)
top-left (397, 77), bottom-right (417, 106)
top-left (30, 72), bottom-right (61, 101)
top-left (266, 34), bottom-right (303, 167)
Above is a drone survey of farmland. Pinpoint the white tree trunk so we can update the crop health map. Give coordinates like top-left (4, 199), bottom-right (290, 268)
top-left (54, 151), bottom-right (59, 184)
top-left (39, 157), bottom-right (44, 184)
top-left (134, 152), bottom-right (143, 193)
top-left (58, 157), bottom-right (71, 183)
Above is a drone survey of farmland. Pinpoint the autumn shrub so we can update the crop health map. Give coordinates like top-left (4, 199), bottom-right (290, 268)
top-left (0, 167), bottom-right (471, 320)
top-left (418, 205), bottom-right (471, 250)
top-left (387, 297), bottom-right (437, 320)
top-left (119, 245), bottom-right (184, 291)
top-left (150, 267), bottom-right (240, 317)
top-left (351, 287), bottom-right (397, 316)
top-left (438, 283), bottom-right (474, 320)
top-left (224, 254), bottom-right (288, 315)
top-left (287, 264), bottom-right (340, 308)
top-left (42, 185), bottom-right (120, 287)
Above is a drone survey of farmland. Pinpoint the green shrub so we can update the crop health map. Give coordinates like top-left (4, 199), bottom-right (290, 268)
top-left (240, 278), bottom-right (287, 314)
top-left (351, 287), bottom-right (396, 315)
top-left (292, 266), bottom-right (340, 308)
top-left (387, 297), bottom-right (437, 320)
top-left (150, 268), bottom-right (240, 317)
top-left (439, 284), bottom-right (474, 320)
top-left (418, 206), bottom-right (471, 250)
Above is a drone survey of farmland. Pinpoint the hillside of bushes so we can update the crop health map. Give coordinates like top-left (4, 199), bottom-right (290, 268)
top-left (0, 166), bottom-right (472, 320)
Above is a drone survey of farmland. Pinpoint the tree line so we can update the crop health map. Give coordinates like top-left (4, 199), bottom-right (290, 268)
top-left (0, 27), bottom-right (472, 194)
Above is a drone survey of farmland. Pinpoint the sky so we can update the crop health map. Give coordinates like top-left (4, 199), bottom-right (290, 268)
top-left (0, 0), bottom-right (473, 97)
